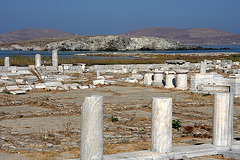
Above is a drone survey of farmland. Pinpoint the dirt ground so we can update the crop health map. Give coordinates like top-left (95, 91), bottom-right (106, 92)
top-left (0, 84), bottom-right (239, 160)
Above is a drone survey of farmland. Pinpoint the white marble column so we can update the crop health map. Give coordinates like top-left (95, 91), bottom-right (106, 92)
top-left (151, 70), bottom-right (164, 87)
top-left (35, 54), bottom-right (41, 67)
top-left (4, 57), bottom-right (10, 67)
top-left (212, 92), bottom-right (233, 147)
top-left (176, 69), bottom-right (189, 90)
top-left (52, 50), bottom-right (58, 68)
top-left (164, 71), bottom-right (176, 88)
top-left (144, 73), bottom-right (154, 86)
top-left (200, 61), bottom-right (206, 74)
top-left (80, 95), bottom-right (103, 160)
top-left (151, 97), bottom-right (172, 153)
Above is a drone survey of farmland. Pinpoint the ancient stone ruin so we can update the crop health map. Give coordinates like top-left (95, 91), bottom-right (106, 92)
top-left (79, 93), bottom-right (239, 160)
top-left (0, 51), bottom-right (240, 159)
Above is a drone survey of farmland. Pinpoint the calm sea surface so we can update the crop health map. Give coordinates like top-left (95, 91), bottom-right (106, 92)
top-left (0, 45), bottom-right (240, 59)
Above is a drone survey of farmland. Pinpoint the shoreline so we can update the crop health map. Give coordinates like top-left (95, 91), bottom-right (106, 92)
top-left (75, 51), bottom-right (240, 57)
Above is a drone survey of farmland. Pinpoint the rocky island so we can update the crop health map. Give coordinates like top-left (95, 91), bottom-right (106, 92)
top-left (0, 35), bottom-right (198, 51)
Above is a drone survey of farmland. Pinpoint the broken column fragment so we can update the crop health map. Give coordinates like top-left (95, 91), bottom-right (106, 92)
top-left (80, 95), bottom-right (103, 160)
top-left (176, 69), bottom-right (189, 90)
top-left (200, 61), bottom-right (206, 74)
top-left (212, 92), bottom-right (233, 147)
top-left (28, 65), bottom-right (44, 83)
top-left (151, 70), bottom-right (164, 87)
top-left (151, 97), bottom-right (172, 153)
top-left (164, 71), bottom-right (176, 88)
top-left (4, 57), bottom-right (10, 67)
top-left (144, 73), bottom-right (154, 86)
top-left (52, 50), bottom-right (58, 69)
top-left (35, 54), bottom-right (41, 67)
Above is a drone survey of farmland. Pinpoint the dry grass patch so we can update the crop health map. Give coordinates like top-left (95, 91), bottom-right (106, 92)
top-left (0, 52), bottom-right (238, 66)
top-left (104, 141), bottom-right (151, 155)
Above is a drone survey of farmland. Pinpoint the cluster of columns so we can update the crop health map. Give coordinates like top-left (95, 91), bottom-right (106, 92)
top-left (3, 50), bottom-right (58, 69)
top-left (150, 69), bottom-right (189, 90)
top-left (34, 50), bottom-right (58, 68)
top-left (80, 92), bottom-right (233, 159)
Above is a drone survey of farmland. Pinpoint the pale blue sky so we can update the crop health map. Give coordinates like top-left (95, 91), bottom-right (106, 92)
top-left (1, 0), bottom-right (240, 35)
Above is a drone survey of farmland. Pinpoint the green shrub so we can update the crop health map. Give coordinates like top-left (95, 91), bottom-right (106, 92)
top-left (111, 116), bottom-right (118, 122)
top-left (202, 93), bottom-right (210, 96)
top-left (172, 119), bottom-right (182, 130)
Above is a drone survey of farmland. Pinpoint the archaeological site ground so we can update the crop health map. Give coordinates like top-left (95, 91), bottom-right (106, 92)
top-left (0, 51), bottom-right (239, 160)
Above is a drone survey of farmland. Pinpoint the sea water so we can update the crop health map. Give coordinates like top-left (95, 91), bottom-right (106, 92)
top-left (0, 45), bottom-right (240, 59)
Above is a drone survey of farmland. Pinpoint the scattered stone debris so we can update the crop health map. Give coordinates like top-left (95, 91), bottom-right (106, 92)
top-left (0, 51), bottom-right (239, 159)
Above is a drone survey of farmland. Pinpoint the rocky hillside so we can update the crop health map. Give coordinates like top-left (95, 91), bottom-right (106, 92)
top-left (120, 27), bottom-right (240, 45)
top-left (0, 28), bottom-right (76, 43)
top-left (0, 35), bottom-right (190, 51)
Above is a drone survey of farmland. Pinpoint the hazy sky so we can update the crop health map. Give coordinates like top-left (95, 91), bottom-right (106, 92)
top-left (1, 0), bottom-right (240, 35)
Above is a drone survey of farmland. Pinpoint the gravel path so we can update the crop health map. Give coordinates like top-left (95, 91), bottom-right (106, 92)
top-left (0, 152), bottom-right (33, 160)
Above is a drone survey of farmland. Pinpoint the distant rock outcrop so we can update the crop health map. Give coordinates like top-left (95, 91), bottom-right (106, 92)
top-left (45, 36), bottom-right (182, 51)
top-left (120, 27), bottom-right (240, 45)
top-left (0, 28), bottom-right (76, 43)
top-left (1, 35), bottom-right (189, 51)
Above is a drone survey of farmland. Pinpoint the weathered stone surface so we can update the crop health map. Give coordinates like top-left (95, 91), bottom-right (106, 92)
top-left (0, 151), bottom-right (33, 160)
top-left (190, 73), bottom-right (231, 94)
top-left (5, 85), bottom-right (20, 91)
top-left (0, 116), bottom-right (80, 134)
top-left (230, 74), bottom-right (240, 97)
top-left (125, 77), bottom-right (138, 83)
top-left (213, 93), bottom-right (233, 147)
top-left (52, 50), bottom-right (58, 68)
top-left (131, 74), bottom-right (143, 80)
top-left (4, 57), bottom-right (10, 67)
top-left (81, 95), bottom-right (103, 160)
top-left (10, 90), bottom-right (26, 95)
top-left (64, 83), bottom-right (79, 90)
top-left (151, 70), bottom-right (164, 87)
top-left (175, 69), bottom-right (189, 90)
top-left (144, 73), bottom-right (154, 86)
top-left (223, 149), bottom-right (240, 159)
top-left (93, 79), bottom-right (105, 85)
top-left (200, 61), bottom-right (206, 74)
top-left (104, 143), bottom-right (240, 160)
top-left (151, 97), bottom-right (172, 153)
top-left (34, 83), bottom-right (47, 89)
top-left (35, 54), bottom-right (41, 67)
top-left (0, 105), bottom-right (49, 114)
top-left (104, 143), bottom-right (239, 160)
top-left (164, 71), bottom-right (176, 88)
top-left (79, 86), bottom-right (89, 89)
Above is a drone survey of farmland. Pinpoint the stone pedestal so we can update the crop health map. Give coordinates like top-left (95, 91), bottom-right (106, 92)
top-left (151, 70), bottom-right (164, 87)
top-left (151, 97), bottom-right (172, 153)
top-left (164, 71), bottom-right (176, 88)
top-left (213, 92), bottom-right (233, 147)
top-left (176, 69), bottom-right (189, 90)
top-left (52, 50), bottom-right (58, 68)
top-left (144, 73), bottom-right (154, 86)
top-left (4, 57), bottom-right (10, 67)
top-left (35, 54), bottom-right (41, 67)
top-left (80, 95), bottom-right (103, 160)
